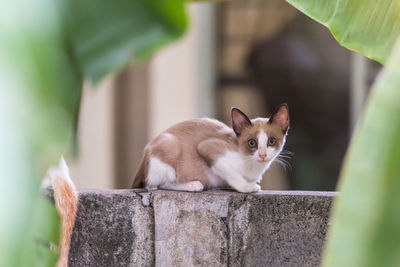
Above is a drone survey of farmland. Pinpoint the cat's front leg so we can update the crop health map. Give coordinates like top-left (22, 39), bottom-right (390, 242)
top-left (160, 181), bottom-right (204, 192)
top-left (252, 183), bottom-right (261, 192)
top-left (211, 163), bottom-right (260, 193)
top-left (235, 181), bottom-right (260, 193)
top-left (197, 139), bottom-right (260, 193)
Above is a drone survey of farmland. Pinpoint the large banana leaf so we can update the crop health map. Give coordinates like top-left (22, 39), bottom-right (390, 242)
top-left (286, 0), bottom-right (400, 64)
top-left (322, 38), bottom-right (400, 266)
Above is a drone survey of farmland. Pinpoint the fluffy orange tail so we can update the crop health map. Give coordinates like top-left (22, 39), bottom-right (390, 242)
top-left (44, 157), bottom-right (78, 267)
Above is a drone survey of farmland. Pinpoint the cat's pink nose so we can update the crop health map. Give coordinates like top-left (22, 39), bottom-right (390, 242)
top-left (259, 153), bottom-right (266, 160)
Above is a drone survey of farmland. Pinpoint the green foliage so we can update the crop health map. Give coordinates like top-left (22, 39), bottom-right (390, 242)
top-left (6, 0), bottom-right (398, 266)
top-left (285, 0), bottom-right (400, 266)
top-left (0, 0), bottom-right (188, 266)
top-left (286, 0), bottom-right (400, 64)
top-left (0, 0), bottom-right (77, 265)
top-left (20, 197), bottom-right (62, 267)
top-left (322, 38), bottom-right (400, 267)
top-left (65, 0), bottom-right (187, 82)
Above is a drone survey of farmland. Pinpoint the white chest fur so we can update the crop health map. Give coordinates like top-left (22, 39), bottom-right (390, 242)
top-left (212, 151), bottom-right (270, 183)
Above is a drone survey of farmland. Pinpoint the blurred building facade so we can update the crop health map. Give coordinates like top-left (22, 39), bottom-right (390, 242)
top-left (69, 0), bottom-right (379, 191)
top-left (69, 4), bottom-right (217, 189)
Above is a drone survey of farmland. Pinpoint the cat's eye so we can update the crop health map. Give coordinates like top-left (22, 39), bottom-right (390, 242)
top-left (268, 137), bottom-right (276, 146)
top-left (248, 139), bottom-right (257, 148)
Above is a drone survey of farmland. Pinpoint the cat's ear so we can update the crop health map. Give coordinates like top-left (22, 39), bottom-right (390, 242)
top-left (231, 107), bottom-right (252, 136)
top-left (269, 103), bottom-right (290, 133)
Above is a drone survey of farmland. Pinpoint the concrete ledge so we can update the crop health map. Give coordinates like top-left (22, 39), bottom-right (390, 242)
top-left (69, 190), bottom-right (336, 267)
top-left (69, 190), bottom-right (154, 266)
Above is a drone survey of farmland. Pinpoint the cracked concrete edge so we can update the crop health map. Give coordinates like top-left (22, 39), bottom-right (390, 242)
top-left (229, 193), bottom-right (335, 267)
top-left (69, 189), bottom-right (155, 266)
top-left (69, 189), bottom-right (335, 266)
top-left (150, 190), bottom-right (233, 266)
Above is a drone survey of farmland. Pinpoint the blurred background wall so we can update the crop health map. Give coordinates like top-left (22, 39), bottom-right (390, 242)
top-left (69, 0), bottom-right (380, 191)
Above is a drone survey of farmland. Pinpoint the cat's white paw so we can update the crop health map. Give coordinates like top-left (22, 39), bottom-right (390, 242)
top-left (186, 181), bottom-right (204, 192)
top-left (253, 183), bottom-right (261, 192)
top-left (237, 183), bottom-right (260, 193)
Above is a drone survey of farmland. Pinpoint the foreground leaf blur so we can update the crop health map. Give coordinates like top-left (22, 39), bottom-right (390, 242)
top-left (323, 39), bottom-right (400, 267)
top-left (0, 0), bottom-right (188, 265)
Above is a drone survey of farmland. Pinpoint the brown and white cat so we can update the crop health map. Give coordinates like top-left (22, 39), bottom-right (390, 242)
top-left (131, 104), bottom-right (290, 192)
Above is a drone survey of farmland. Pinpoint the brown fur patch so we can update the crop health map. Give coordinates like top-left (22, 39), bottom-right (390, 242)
top-left (269, 103), bottom-right (290, 133)
top-left (132, 118), bottom-right (238, 189)
top-left (131, 145), bottom-right (150, 188)
top-left (237, 118), bottom-right (287, 156)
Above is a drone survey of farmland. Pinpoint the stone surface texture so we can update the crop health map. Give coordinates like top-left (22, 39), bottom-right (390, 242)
top-left (69, 190), bottom-right (336, 267)
top-left (229, 191), bottom-right (335, 267)
top-left (69, 189), bottom-right (154, 267)
top-left (153, 191), bottom-right (232, 267)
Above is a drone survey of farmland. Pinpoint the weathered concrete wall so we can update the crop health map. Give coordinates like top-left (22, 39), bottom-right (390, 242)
top-left (153, 191), bottom-right (231, 266)
top-left (69, 190), bottom-right (154, 266)
top-left (69, 190), bottom-right (336, 267)
top-left (228, 191), bottom-right (334, 267)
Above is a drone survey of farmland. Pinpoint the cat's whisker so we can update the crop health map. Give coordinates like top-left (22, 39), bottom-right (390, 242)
top-left (275, 160), bottom-right (289, 173)
top-left (280, 150), bottom-right (294, 157)
top-left (275, 156), bottom-right (292, 173)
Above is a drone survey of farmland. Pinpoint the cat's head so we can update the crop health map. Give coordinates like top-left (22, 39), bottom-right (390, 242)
top-left (231, 104), bottom-right (289, 164)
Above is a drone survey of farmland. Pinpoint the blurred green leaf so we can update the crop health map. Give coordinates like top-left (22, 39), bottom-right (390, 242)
top-left (286, 0), bottom-right (400, 64)
top-left (0, 0), bottom-right (79, 265)
top-left (1, 0), bottom-right (190, 265)
top-left (20, 196), bottom-right (61, 267)
top-left (65, 0), bottom-right (188, 82)
top-left (322, 38), bottom-right (400, 267)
